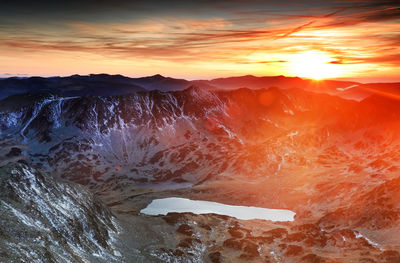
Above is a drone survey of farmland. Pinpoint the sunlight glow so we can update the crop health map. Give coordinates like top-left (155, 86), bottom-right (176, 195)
top-left (288, 51), bottom-right (342, 80)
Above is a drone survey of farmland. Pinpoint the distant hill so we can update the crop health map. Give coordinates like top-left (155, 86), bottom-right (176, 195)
top-left (1, 73), bottom-right (399, 101)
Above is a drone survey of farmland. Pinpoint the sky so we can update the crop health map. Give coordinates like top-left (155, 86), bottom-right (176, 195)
top-left (0, 0), bottom-right (399, 82)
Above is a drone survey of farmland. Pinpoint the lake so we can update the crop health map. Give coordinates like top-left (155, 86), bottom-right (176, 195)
top-left (140, 197), bottom-right (296, 222)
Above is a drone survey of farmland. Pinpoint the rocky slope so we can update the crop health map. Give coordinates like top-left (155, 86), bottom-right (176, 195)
top-left (0, 162), bottom-right (126, 262)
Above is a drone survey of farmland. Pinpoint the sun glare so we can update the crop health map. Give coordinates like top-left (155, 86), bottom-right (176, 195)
top-left (288, 51), bottom-right (341, 80)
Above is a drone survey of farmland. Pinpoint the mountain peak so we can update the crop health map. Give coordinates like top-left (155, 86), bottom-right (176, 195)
top-left (149, 74), bottom-right (165, 80)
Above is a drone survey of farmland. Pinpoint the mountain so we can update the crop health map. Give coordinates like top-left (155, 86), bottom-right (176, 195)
top-left (2, 73), bottom-right (399, 101)
top-left (0, 162), bottom-right (125, 262)
top-left (194, 75), bottom-right (400, 101)
top-left (130, 74), bottom-right (191, 91)
top-left (0, 74), bottom-right (193, 100)
top-left (1, 75), bottom-right (400, 261)
top-left (0, 74), bottom-right (144, 100)
top-left (194, 75), bottom-right (360, 97)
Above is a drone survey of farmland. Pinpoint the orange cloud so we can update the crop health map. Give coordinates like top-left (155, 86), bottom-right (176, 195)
top-left (0, 0), bottom-right (399, 81)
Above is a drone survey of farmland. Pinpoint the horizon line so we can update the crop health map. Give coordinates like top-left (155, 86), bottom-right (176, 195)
top-left (1, 73), bottom-right (400, 84)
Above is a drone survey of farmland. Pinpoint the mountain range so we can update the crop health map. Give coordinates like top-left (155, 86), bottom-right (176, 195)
top-left (1, 73), bottom-right (400, 101)
top-left (1, 74), bottom-right (400, 262)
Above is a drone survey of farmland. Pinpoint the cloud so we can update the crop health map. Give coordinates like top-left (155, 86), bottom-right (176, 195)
top-left (362, 54), bottom-right (400, 65)
top-left (361, 7), bottom-right (400, 21)
top-left (277, 21), bottom-right (316, 38)
top-left (0, 0), bottom-right (399, 79)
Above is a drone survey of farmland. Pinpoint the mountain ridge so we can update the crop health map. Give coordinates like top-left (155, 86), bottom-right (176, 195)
top-left (1, 73), bottom-right (400, 101)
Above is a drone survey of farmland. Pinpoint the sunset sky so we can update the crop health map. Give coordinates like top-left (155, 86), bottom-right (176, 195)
top-left (1, 0), bottom-right (399, 82)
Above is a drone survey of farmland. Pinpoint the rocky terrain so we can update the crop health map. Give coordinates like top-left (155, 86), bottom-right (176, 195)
top-left (1, 74), bottom-right (400, 262)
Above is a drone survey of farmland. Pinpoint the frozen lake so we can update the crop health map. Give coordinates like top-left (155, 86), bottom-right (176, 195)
top-left (140, 197), bottom-right (296, 222)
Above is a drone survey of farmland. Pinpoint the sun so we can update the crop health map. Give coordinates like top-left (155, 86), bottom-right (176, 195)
top-left (288, 51), bottom-right (341, 80)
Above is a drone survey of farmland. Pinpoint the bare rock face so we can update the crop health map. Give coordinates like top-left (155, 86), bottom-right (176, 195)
top-left (0, 163), bottom-right (126, 263)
